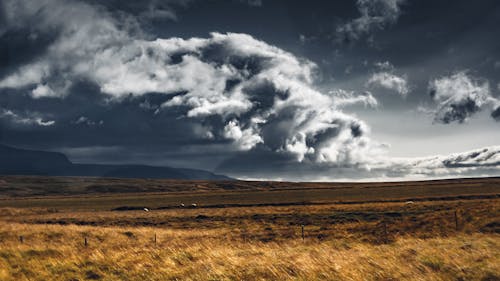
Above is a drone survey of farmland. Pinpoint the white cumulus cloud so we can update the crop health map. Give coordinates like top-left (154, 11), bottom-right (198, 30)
top-left (367, 72), bottom-right (409, 96)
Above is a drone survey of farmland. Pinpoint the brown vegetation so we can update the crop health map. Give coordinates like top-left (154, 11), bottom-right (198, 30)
top-left (0, 176), bottom-right (499, 211)
top-left (0, 176), bottom-right (498, 280)
top-left (0, 222), bottom-right (498, 281)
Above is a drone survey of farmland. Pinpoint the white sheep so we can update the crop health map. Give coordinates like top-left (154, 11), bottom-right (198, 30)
top-left (143, 207), bottom-right (150, 212)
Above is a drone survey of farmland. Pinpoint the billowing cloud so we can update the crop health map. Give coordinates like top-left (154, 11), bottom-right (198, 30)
top-left (389, 146), bottom-right (500, 178)
top-left (0, 0), bottom-right (383, 167)
top-left (428, 71), bottom-right (497, 124)
top-left (367, 72), bottom-right (409, 96)
top-left (336, 0), bottom-right (406, 42)
top-left (0, 0), bottom-right (137, 96)
top-left (154, 33), bottom-right (381, 164)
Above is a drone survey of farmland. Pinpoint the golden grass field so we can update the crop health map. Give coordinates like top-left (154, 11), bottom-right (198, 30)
top-left (0, 176), bottom-right (499, 280)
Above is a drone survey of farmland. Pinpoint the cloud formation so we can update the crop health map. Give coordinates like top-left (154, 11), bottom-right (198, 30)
top-left (367, 72), bottom-right (409, 96)
top-left (336, 0), bottom-right (406, 42)
top-left (492, 105), bottom-right (500, 121)
top-left (0, 0), bottom-right (382, 167)
top-left (241, 0), bottom-right (262, 7)
top-left (373, 61), bottom-right (394, 71)
top-left (0, 0), bottom-right (499, 181)
top-left (216, 145), bottom-right (500, 181)
top-left (73, 116), bottom-right (104, 126)
top-left (389, 146), bottom-right (500, 178)
top-left (329, 89), bottom-right (378, 108)
top-left (428, 71), bottom-right (497, 124)
top-left (0, 109), bottom-right (55, 127)
top-left (153, 33), bottom-right (381, 164)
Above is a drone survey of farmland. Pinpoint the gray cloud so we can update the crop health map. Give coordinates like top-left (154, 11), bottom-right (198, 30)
top-left (491, 105), bottom-right (500, 121)
top-left (0, 108), bottom-right (55, 127)
top-left (329, 89), bottom-right (378, 108)
top-left (73, 116), bottom-right (104, 126)
top-left (390, 146), bottom-right (500, 177)
top-left (336, 0), bottom-right (406, 43)
top-left (428, 71), bottom-right (497, 124)
top-left (240, 0), bottom-right (262, 7)
top-left (81, 0), bottom-right (194, 23)
top-left (136, 0), bottom-right (192, 21)
top-left (373, 61), bottom-right (394, 71)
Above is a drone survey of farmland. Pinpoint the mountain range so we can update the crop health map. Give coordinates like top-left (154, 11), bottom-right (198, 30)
top-left (0, 144), bottom-right (231, 180)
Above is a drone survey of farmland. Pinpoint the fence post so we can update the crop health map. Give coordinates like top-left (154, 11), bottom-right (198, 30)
top-left (383, 221), bottom-right (388, 244)
top-left (154, 233), bottom-right (157, 244)
top-left (301, 224), bottom-right (305, 242)
top-left (19, 235), bottom-right (23, 244)
top-left (454, 210), bottom-right (459, 231)
top-left (84, 236), bottom-right (88, 247)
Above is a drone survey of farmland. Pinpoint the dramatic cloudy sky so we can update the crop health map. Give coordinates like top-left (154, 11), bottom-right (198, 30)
top-left (1, 0), bottom-right (500, 181)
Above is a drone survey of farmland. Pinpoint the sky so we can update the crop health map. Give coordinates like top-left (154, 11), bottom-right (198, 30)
top-left (0, 0), bottom-right (500, 181)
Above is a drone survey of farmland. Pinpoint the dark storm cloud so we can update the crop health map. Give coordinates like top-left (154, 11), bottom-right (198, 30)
top-left (492, 106), bottom-right (500, 121)
top-left (239, 0), bottom-right (262, 7)
top-left (81, 0), bottom-right (194, 23)
top-left (0, 82), bottom-right (237, 170)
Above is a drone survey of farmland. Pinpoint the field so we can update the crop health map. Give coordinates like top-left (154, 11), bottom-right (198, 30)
top-left (0, 176), bottom-right (499, 280)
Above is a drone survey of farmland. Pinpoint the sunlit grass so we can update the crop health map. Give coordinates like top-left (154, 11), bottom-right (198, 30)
top-left (0, 222), bottom-right (498, 280)
top-left (0, 199), bottom-right (499, 280)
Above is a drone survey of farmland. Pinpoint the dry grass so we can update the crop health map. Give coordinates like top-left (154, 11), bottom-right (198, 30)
top-left (0, 222), bottom-right (498, 281)
top-left (0, 198), bottom-right (499, 280)
top-left (2, 199), bottom-right (499, 243)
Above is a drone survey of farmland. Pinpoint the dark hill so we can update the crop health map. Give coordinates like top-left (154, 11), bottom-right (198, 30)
top-left (0, 144), bottom-right (231, 180)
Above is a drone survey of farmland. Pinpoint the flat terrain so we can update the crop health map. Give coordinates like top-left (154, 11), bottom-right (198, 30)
top-left (0, 176), bottom-right (498, 280)
top-left (0, 176), bottom-right (499, 211)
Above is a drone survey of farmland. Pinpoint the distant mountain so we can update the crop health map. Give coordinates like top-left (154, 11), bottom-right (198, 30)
top-left (0, 144), bottom-right (231, 180)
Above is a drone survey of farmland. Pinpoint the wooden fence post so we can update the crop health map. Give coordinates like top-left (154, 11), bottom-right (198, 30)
top-left (454, 210), bottom-right (459, 231)
top-left (154, 233), bottom-right (157, 244)
top-left (19, 235), bottom-right (23, 244)
top-left (383, 221), bottom-right (388, 244)
top-left (301, 224), bottom-right (305, 242)
top-left (84, 236), bottom-right (88, 247)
